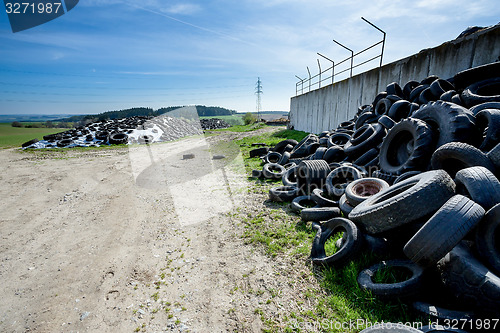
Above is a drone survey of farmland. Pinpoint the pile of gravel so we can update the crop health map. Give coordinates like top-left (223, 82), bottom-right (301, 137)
top-left (200, 118), bottom-right (231, 130)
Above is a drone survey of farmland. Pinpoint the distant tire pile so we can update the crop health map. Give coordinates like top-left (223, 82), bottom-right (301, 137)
top-left (22, 114), bottom-right (203, 149)
top-left (200, 118), bottom-right (231, 130)
top-left (250, 62), bottom-right (500, 322)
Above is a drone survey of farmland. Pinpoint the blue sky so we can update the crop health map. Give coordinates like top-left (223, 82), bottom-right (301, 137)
top-left (0, 0), bottom-right (499, 115)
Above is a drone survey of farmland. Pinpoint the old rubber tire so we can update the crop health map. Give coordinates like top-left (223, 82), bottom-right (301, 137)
top-left (21, 138), bottom-right (39, 148)
top-left (296, 160), bottom-right (331, 195)
top-left (345, 178), bottom-right (390, 207)
top-left (109, 132), bottom-right (128, 145)
top-left (325, 165), bottom-right (364, 197)
top-left (469, 101), bottom-right (500, 115)
top-left (412, 101), bottom-right (480, 148)
top-left (403, 195), bottom-right (485, 267)
top-left (357, 259), bottom-right (424, 298)
top-left (327, 132), bottom-right (351, 147)
top-left (455, 166), bottom-right (500, 210)
top-left (431, 142), bottom-right (496, 178)
top-left (453, 62), bottom-right (500, 90)
top-left (487, 143), bottom-right (500, 171)
top-left (339, 194), bottom-right (355, 215)
top-left (311, 188), bottom-right (338, 207)
top-left (310, 218), bottom-right (363, 267)
top-left (344, 123), bottom-right (386, 159)
top-left (250, 147), bottom-right (269, 158)
top-left (290, 195), bottom-right (316, 213)
top-left (262, 163), bottom-right (286, 179)
top-left (379, 118), bottom-right (436, 175)
top-left (265, 151), bottom-right (282, 164)
top-left (290, 134), bottom-right (319, 158)
top-left (437, 242), bottom-right (500, 316)
top-left (461, 77), bottom-right (500, 108)
top-left (475, 109), bottom-right (500, 151)
top-left (475, 204), bottom-right (500, 275)
top-left (301, 207), bottom-right (341, 222)
top-left (269, 186), bottom-right (299, 202)
top-left (282, 165), bottom-right (298, 186)
top-left (393, 171), bottom-right (421, 184)
top-left (412, 301), bottom-right (475, 325)
top-left (272, 139), bottom-right (298, 154)
top-left (349, 170), bottom-right (455, 234)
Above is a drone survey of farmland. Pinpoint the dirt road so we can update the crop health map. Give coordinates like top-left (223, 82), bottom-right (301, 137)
top-left (0, 129), bottom-right (315, 333)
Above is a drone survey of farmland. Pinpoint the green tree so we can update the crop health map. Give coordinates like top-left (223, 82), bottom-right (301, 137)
top-left (11, 121), bottom-right (23, 127)
top-left (243, 112), bottom-right (257, 125)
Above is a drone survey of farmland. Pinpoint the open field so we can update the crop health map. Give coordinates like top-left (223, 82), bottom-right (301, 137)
top-left (0, 123), bottom-right (68, 148)
top-left (200, 115), bottom-right (244, 126)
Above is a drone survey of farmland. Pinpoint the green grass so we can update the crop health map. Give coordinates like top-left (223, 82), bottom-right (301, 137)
top-left (0, 123), bottom-right (69, 148)
top-left (236, 129), bottom-right (425, 332)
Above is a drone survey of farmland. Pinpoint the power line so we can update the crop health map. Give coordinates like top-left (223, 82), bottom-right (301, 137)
top-left (255, 77), bottom-right (262, 121)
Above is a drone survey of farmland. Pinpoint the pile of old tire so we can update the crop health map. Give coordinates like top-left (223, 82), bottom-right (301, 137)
top-left (200, 118), bottom-right (231, 130)
top-left (21, 114), bottom-right (204, 149)
top-left (249, 62), bottom-right (500, 328)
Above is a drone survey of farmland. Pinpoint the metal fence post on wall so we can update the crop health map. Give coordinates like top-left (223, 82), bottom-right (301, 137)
top-left (306, 66), bottom-right (311, 92)
top-left (317, 59), bottom-right (322, 88)
top-left (318, 52), bottom-right (335, 84)
top-left (361, 17), bottom-right (386, 67)
top-left (332, 39), bottom-right (354, 78)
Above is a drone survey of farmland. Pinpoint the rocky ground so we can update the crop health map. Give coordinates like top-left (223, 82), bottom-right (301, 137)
top-left (0, 127), bottom-right (318, 333)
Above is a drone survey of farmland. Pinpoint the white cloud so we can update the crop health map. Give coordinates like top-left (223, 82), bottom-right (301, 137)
top-left (161, 3), bottom-right (201, 15)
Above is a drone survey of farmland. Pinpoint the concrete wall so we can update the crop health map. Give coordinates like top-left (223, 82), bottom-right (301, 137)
top-left (290, 24), bottom-right (500, 133)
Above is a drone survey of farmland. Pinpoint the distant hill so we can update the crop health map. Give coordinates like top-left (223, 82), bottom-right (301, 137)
top-left (55, 105), bottom-right (237, 124)
top-left (0, 114), bottom-right (77, 123)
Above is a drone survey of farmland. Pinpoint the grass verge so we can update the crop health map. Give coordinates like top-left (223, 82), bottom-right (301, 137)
top-left (235, 128), bottom-right (426, 332)
top-left (0, 123), bottom-right (69, 148)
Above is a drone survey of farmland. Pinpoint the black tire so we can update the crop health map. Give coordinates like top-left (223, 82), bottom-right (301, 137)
top-left (313, 147), bottom-right (327, 160)
top-left (412, 101), bottom-right (480, 148)
top-left (388, 100), bottom-right (412, 122)
top-left (378, 115), bottom-right (396, 130)
top-left (57, 138), bottom-right (73, 147)
top-left (290, 195), bottom-right (316, 213)
top-left (469, 101), bottom-right (500, 115)
top-left (279, 151), bottom-right (290, 165)
top-left (393, 171), bottom-right (421, 184)
top-left (323, 145), bottom-right (346, 163)
top-left (475, 109), bottom-right (500, 151)
top-left (109, 132), bottom-right (128, 145)
top-left (262, 163), bottom-right (286, 179)
top-left (461, 77), bottom-right (500, 108)
top-left (475, 204), bottom-right (500, 275)
top-left (339, 194), bottom-right (355, 215)
top-left (345, 178), bottom-right (390, 207)
top-left (360, 324), bottom-right (423, 333)
top-left (453, 62), bottom-right (500, 90)
top-left (250, 147), bottom-right (269, 158)
top-left (357, 259), bottom-right (424, 298)
top-left (311, 188), bottom-right (339, 207)
top-left (355, 111), bottom-right (379, 130)
top-left (373, 170), bottom-right (398, 185)
top-left (272, 139), bottom-right (298, 154)
top-left (487, 142), bottom-right (500, 170)
top-left (379, 118), bottom-right (436, 175)
top-left (269, 186), bottom-right (299, 202)
top-left (403, 195), bottom-right (485, 267)
top-left (437, 242), bottom-right (500, 315)
top-left (310, 218), bottom-right (363, 267)
top-left (455, 166), bottom-right (500, 210)
top-left (419, 87), bottom-right (438, 104)
top-left (430, 79), bottom-right (455, 98)
top-left (403, 80), bottom-right (420, 100)
top-left (325, 165), bottom-right (364, 197)
top-left (296, 160), bottom-right (331, 195)
top-left (344, 123), bottom-right (386, 159)
top-left (21, 138), bottom-right (39, 148)
top-left (409, 84), bottom-right (429, 103)
top-left (251, 169), bottom-right (263, 178)
top-left (364, 234), bottom-right (393, 257)
top-left (290, 134), bottom-right (319, 158)
top-left (439, 90), bottom-right (456, 102)
top-left (282, 165), bottom-right (298, 186)
top-left (349, 170), bottom-right (455, 234)
top-left (301, 207), bottom-right (341, 222)
top-left (353, 148), bottom-right (379, 167)
top-left (431, 142), bottom-right (496, 178)
top-left (421, 75), bottom-right (440, 85)
top-left (265, 151), bottom-right (282, 164)
top-left (412, 301), bottom-right (475, 324)
top-left (386, 82), bottom-right (404, 97)
top-left (327, 132), bottom-right (351, 147)
top-left (95, 131), bottom-right (109, 141)
top-left (375, 98), bottom-right (393, 116)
